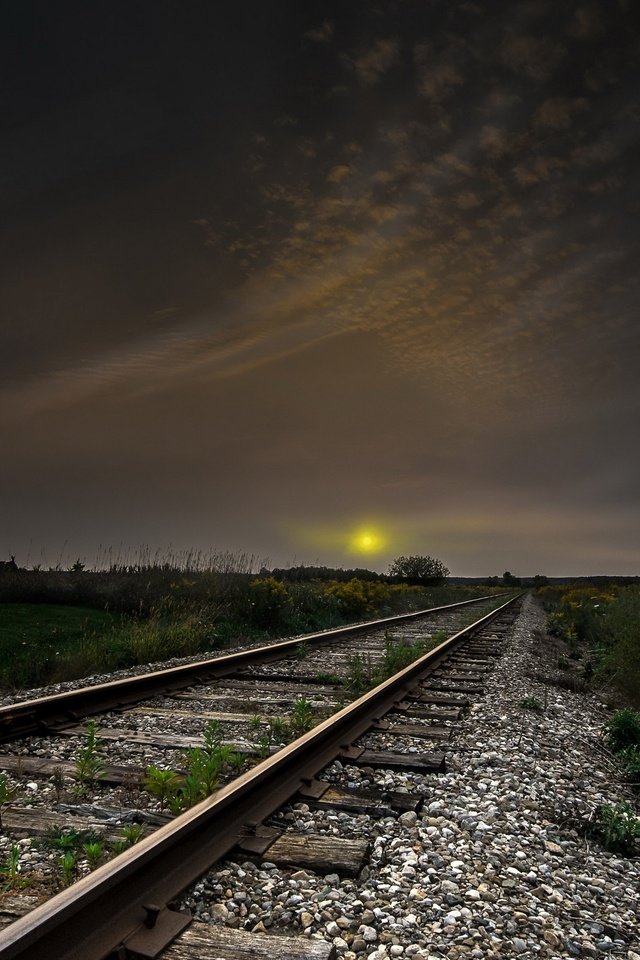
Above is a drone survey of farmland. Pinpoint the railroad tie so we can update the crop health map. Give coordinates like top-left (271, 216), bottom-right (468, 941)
top-left (297, 778), bottom-right (421, 815)
top-left (160, 923), bottom-right (337, 960)
top-left (339, 744), bottom-right (446, 773)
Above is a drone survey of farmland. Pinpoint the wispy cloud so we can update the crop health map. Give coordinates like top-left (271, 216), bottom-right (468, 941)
top-left (304, 20), bottom-right (334, 44)
top-left (351, 38), bottom-right (400, 85)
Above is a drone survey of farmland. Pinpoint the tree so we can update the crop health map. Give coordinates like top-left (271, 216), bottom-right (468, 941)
top-left (503, 571), bottom-right (521, 587)
top-left (389, 555), bottom-right (450, 586)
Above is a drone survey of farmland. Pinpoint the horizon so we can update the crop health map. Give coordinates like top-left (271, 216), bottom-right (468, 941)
top-left (1, 542), bottom-right (636, 583)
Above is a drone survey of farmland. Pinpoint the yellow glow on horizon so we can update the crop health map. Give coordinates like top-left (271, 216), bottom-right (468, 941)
top-left (347, 527), bottom-right (387, 555)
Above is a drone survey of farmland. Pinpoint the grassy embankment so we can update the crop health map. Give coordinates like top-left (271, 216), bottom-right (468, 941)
top-left (0, 563), bottom-right (504, 692)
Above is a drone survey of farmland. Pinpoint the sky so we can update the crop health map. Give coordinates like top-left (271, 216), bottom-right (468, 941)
top-left (1, 1), bottom-right (639, 578)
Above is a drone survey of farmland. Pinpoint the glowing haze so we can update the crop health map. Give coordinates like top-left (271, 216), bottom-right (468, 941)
top-left (1, 2), bottom-right (639, 578)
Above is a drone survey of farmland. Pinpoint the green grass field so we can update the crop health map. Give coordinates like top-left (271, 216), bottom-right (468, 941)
top-left (0, 604), bottom-right (123, 691)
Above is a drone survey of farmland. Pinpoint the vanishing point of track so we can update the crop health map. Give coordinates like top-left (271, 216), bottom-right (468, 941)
top-left (0, 593), bottom-right (521, 960)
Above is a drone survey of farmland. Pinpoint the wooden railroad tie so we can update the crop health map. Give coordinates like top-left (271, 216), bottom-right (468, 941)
top-left (160, 923), bottom-right (336, 960)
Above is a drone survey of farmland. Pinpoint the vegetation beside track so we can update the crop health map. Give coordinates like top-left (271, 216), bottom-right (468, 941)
top-left (0, 562), bottom-right (504, 692)
top-left (536, 582), bottom-right (640, 707)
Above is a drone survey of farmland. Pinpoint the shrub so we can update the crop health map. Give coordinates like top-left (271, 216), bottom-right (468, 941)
top-left (520, 696), bottom-right (544, 713)
top-left (325, 579), bottom-right (390, 619)
top-left (619, 746), bottom-right (640, 784)
top-left (605, 709), bottom-right (640, 752)
top-left (246, 577), bottom-right (292, 629)
top-left (590, 802), bottom-right (640, 855)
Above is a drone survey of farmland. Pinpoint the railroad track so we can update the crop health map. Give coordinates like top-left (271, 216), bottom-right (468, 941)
top-left (0, 593), bottom-right (520, 959)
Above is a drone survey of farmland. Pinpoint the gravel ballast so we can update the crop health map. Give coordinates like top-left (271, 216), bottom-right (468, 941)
top-left (182, 596), bottom-right (640, 959)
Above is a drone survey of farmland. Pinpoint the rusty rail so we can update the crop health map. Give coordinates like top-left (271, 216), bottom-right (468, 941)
top-left (0, 595), bottom-right (519, 960)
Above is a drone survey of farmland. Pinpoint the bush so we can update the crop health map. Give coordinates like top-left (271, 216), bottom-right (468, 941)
top-left (246, 577), bottom-right (292, 629)
top-left (325, 579), bottom-right (390, 619)
top-left (605, 709), bottom-right (640, 752)
top-left (619, 746), bottom-right (640, 784)
top-left (590, 802), bottom-right (640, 855)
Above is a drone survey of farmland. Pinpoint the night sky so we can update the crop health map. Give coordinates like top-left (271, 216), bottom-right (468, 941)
top-left (2, 1), bottom-right (639, 577)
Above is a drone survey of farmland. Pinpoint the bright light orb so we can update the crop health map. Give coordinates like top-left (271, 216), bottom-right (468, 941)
top-left (348, 528), bottom-right (386, 555)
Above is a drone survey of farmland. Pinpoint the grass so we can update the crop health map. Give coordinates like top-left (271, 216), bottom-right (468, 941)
top-left (0, 604), bottom-right (123, 689)
top-left (0, 600), bottom-right (218, 690)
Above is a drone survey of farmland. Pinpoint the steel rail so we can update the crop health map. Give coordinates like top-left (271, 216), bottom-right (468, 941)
top-left (0, 593), bottom-right (509, 743)
top-left (0, 595), bottom-right (520, 960)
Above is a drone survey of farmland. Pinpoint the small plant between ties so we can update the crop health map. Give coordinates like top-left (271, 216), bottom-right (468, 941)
top-left (73, 721), bottom-right (106, 795)
top-left (0, 773), bottom-right (15, 829)
top-left (83, 841), bottom-right (104, 871)
top-left (290, 697), bottom-right (315, 736)
top-left (143, 718), bottom-right (248, 814)
top-left (144, 767), bottom-right (182, 811)
top-left (111, 823), bottom-right (144, 855)
top-left (1, 845), bottom-right (24, 891)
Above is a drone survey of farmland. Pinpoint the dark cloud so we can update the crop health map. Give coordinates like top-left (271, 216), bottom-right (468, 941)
top-left (1, 0), bottom-right (639, 576)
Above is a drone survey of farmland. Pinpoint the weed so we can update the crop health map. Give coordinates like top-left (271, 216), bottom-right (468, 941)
top-left (111, 823), bottom-right (144, 854)
top-left (119, 823), bottom-right (143, 846)
top-left (202, 720), bottom-right (221, 757)
top-left (520, 696), bottom-right (544, 713)
top-left (344, 653), bottom-right (373, 696)
top-left (180, 772), bottom-right (206, 808)
top-left (0, 845), bottom-right (22, 890)
top-left (556, 656), bottom-right (570, 671)
top-left (144, 766), bottom-right (182, 810)
top-left (246, 577), bottom-right (292, 628)
top-left (376, 633), bottom-right (418, 680)
top-left (268, 716), bottom-right (290, 742)
top-left (51, 766), bottom-right (65, 804)
top-left (83, 841), bottom-right (104, 870)
top-left (59, 850), bottom-right (77, 887)
top-left (589, 802), bottom-right (640, 855)
top-left (249, 714), bottom-right (264, 730)
top-left (296, 641), bottom-right (309, 660)
top-left (315, 672), bottom-right (342, 685)
top-left (255, 735), bottom-right (272, 759)
top-left (73, 721), bottom-right (106, 794)
top-left (0, 773), bottom-right (15, 828)
top-left (48, 829), bottom-right (80, 852)
top-left (290, 698), bottom-right (315, 736)
top-left (226, 751), bottom-right (246, 773)
top-left (168, 793), bottom-right (187, 816)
